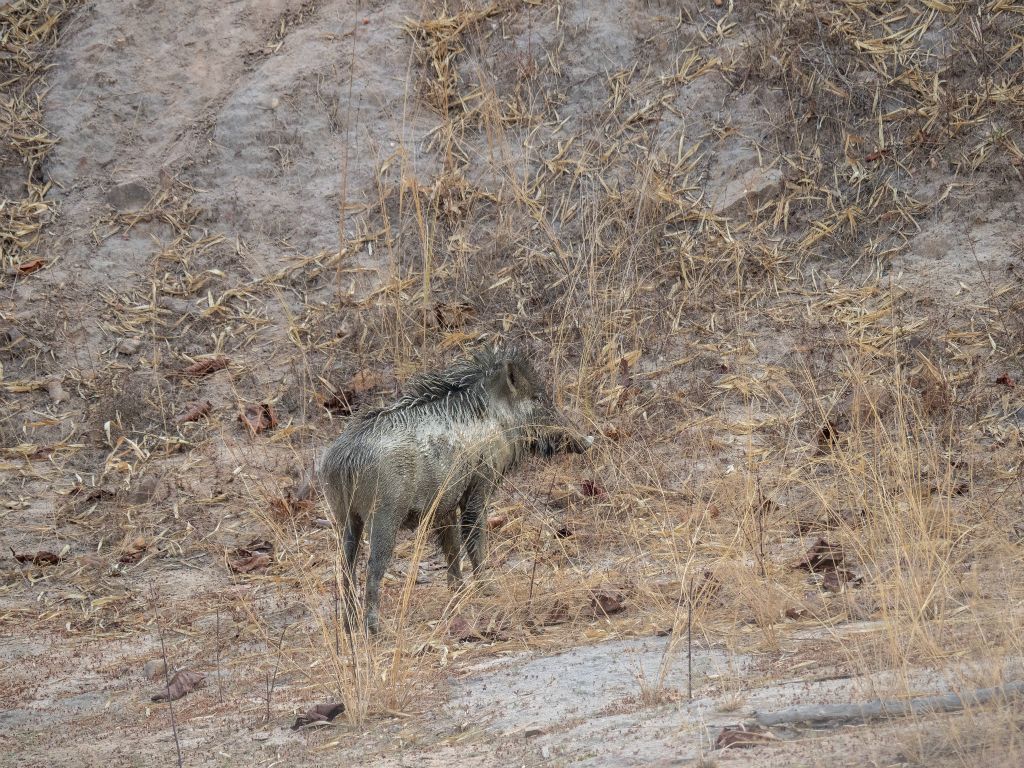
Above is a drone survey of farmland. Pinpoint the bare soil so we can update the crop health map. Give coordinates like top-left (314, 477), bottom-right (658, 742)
top-left (2, 1), bottom-right (1024, 766)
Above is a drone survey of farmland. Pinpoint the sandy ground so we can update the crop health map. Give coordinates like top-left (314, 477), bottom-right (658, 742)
top-left (2, 0), bottom-right (1024, 766)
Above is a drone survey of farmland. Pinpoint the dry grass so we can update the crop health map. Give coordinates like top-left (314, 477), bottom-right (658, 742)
top-left (0, 0), bottom-right (78, 272)
top-left (2, 0), bottom-right (1024, 765)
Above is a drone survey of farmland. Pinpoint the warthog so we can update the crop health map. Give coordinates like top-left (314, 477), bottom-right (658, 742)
top-left (319, 347), bottom-right (592, 633)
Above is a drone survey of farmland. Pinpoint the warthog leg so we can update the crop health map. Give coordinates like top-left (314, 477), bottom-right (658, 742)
top-left (364, 505), bottom-right (401, 634)
top-left (438, 520), bottom-right (464, 590)
top-left (340, 515), bottom-right (364, 630)
top-left (459, 482), bottom-right (489, 579)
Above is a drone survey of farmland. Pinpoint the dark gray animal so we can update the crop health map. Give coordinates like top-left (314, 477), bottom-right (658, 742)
top-left (319, 347), bottom-right (592, 633)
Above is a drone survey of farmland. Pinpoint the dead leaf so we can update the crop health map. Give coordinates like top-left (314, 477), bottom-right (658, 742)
top-left (449, 613), bottom-right (510, 642)
top-left (184, 355), bottom-right (229, 377)
top-left (151, 669), bottom-right (205, 702)
top-left (229, 552), bottom-right (272, 573)
top-left (10, 548), bottom-right (62, 566)
top-left (590, 590), bottom-right (626, 617)
top-left (241, 539), bottom-right (273, 554)
top-left (15, 258), bottom-right (45, 274)
top-left (449, 615), bottom-right (479, 641)
top-left (792, 538), bottom-right (846, 573)
top-left (487, 514), bottom-right (508, 530)
top-left (579, 480), bottom-right (606, 498)
top-left (618, 356), bottom-right (633, 388)
top-left (239, 403), bottom-right (278, 434)
top-left (321, 370), bottom-right (381, 414)
top-left (791, 538), bottom-right (863, 591)
top-left (176, 400), bottom-right (212, 424)
top-left (822, 568), bottom-right (863, 592)
top-left (599, 422), bottom-right (621, 440)
top-left (291, 702), bottom-right (346, 730)
top-left (228, 539), bottom-right (274, 573)
top-left (715, 725), bottom-right (778, 749)
top-left (540, 601), bottom-right (571, 626)
top-left (119, 536), bottom-right (151, 564)
top-left (996, 372), bottom-right (1016, 388)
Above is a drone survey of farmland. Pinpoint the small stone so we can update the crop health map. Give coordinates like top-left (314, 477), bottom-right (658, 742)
top-left (143, 659), bottom-right (167, 681)
top-left (129, 475), bottom-right (159, 504)
top-left (541, 745), bottom-right (551, 759)
top-left (106, 181), bottom-right (152, 212)
top-left (713, 167), bottom-right (784, 215)
top-left (116, 338), bottom-right (142, 355)
top-left (46, 378), bottom-right (68, 403)
top-left (2, 325), bottom-right (28, 352)
top-left (524, 727), bottom-right (544, 738)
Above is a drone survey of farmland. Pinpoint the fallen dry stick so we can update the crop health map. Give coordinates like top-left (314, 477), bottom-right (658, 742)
top-left (747, 680), bottom-right (1024, 729)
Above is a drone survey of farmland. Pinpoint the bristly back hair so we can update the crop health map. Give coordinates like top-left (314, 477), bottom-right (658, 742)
top-left (355, 344), bottom-right (531, 424)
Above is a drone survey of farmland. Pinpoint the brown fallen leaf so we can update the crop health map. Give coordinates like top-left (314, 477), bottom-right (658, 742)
top-left (291, 702), bottom-right (346, 730)
top-left (540, 601), bottom-right (572, 626)
top-left (791, 538), bottom-right (863, 591)
top-left (996, 372), bottom-right (1016, 388)
top-left (241, 538), bottom-right (273, 554)
top-left (10, 548), bottom-right (62, 566)
top-left (320, 369), bottom-right (382, 414)
top-left (792, 538), bottom-right (846, 573)
top-left (151, 669), bottom-right (205, 702)
top-left (15, 258), bottom-right (45, 274)
top-left (590, 590), bottom-right (626, 617)
top-left (822, 568), bottom-right (863, 592)
top-left (715, 724), bottom-right (778, 750)
top-left (487, 514), bottom-right (508, 530)
top-left (579, 480), bottom-right (606, 498)
top-left (119, 536), bottom-right (151, 564)
top-left (228, 539), bottom-right (274, 573)
top-left (239, 403), bottom-right (278, 434)
top-left (176, 400), bottom-right (212, 425)
top-left (448, 615), bottom-right (479, 641)
top-left (449, 613), bottom-right (511, 642)
top-left (184, 355), bottom-right (229, 377)
top-left (229, 553), bottom-right (272, 573)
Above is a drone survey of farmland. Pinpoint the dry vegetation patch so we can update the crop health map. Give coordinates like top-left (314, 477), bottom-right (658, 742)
top-left (2, 0), bottom-right (1024, 766)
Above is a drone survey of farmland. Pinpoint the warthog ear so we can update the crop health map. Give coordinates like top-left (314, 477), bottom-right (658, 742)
top-left (486, 359), bottom-right (520, 400)
top-left (506, 360), bottom-right (521, 393)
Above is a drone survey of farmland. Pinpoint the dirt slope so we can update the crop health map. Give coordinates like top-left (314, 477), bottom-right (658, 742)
top-left (2, 1), bottom-right (1024, 766)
